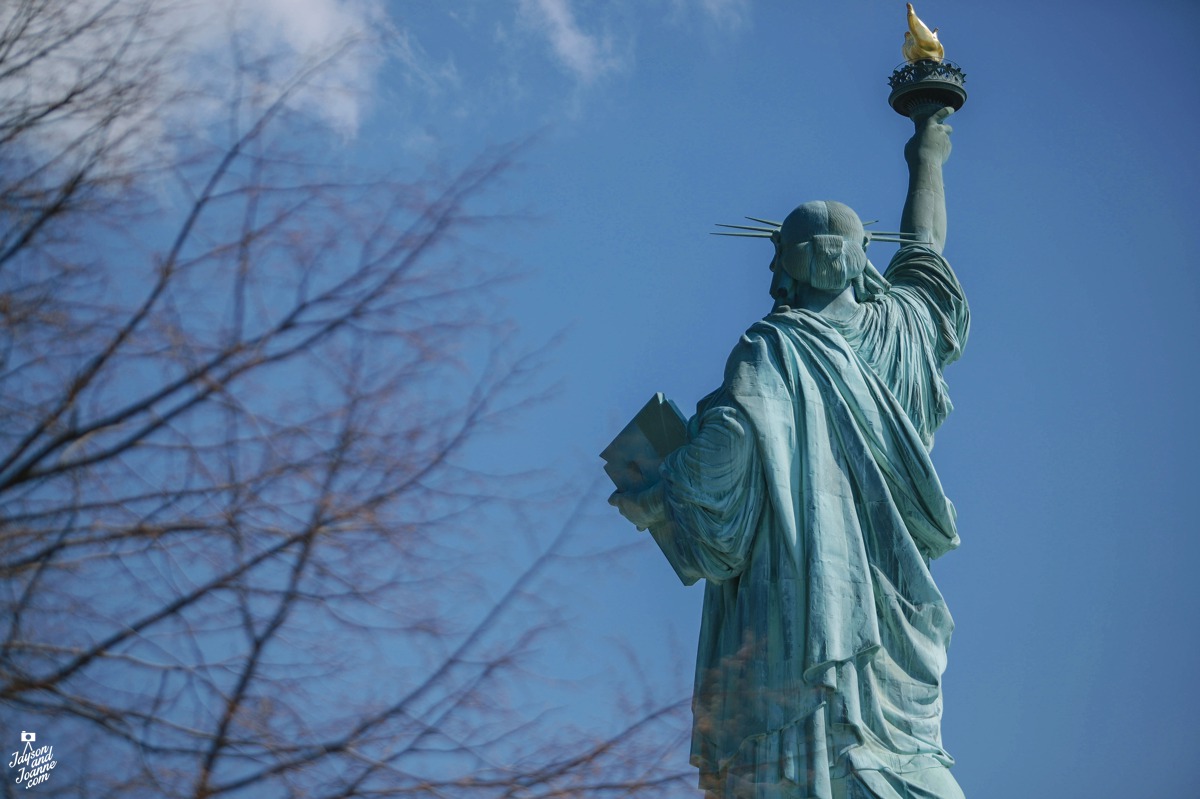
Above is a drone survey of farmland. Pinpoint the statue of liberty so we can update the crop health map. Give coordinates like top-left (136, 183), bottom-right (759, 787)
top-left (607, 40), bottom-right (970, 795)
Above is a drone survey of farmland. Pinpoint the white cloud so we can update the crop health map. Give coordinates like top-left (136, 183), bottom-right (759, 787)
top-left (670, 0), bottom-right (750, 30)
top-left (697, 0), bottom-right (750, 29)
top-left (177, 0), bottom-right (389, 136)
top-left (516, 0), bottom-right (621, 84)
top-left (0, 0), bottom-right (397, 181)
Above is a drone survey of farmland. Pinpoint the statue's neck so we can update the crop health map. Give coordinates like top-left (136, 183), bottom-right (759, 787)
top-left (784, 283), bottom-right (859, 322)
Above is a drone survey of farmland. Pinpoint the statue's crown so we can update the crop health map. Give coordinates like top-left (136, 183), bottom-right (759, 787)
top-left (712, 202), bottom-right (919, 248)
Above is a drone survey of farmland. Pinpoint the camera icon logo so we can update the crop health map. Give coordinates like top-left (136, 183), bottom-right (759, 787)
top-left (20, 731), bottom-right (35, 743)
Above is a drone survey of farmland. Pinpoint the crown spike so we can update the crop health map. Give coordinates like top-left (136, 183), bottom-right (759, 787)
top-left (716, 223), bottom-right (778, 233)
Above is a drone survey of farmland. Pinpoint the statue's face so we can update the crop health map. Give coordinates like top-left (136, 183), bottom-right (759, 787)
top-left (776, 201), bottom-right (868, 293)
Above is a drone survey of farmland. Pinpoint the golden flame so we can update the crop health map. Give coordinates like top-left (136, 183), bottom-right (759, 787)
top-left (902, 3), bottom-right (944, 63)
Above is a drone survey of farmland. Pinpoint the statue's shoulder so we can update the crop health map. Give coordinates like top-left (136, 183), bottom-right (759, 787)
top-left (755, 307), bottom-right (817, 330)
top-left (721, 317), bottom-right (789, 382)
top-left (722, 311), bottom-right (819, 381)
top-left (738, 313), bottom-right (797, 350)
top-left (883, 244), bottom-right (958, 285)
top-left (751, 307), bottom-right (841, 339)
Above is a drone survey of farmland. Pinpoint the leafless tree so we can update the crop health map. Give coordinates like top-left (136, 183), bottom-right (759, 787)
top-left (0, 2), bottom-right (689, 796)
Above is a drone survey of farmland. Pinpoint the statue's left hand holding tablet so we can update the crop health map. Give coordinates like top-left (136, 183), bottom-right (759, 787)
top-left (608, 482), bottom-right (668, 532)
top-left (602, 393), bottom-right (687, 531)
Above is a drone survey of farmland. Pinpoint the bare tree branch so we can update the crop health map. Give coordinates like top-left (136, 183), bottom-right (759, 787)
top-left (0, 4), bottom-right (689, 798)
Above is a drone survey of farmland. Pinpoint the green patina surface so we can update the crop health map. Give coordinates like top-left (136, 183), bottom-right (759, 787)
top-left (609, 105), bottom-right (969, 798)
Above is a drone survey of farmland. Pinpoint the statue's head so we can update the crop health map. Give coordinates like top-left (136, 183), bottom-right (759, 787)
top-left (772, 200), bottom-right (869, 296)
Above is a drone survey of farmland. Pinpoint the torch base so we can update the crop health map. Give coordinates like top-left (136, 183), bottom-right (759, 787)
top-left (887, 59), bottom-right (967, 117)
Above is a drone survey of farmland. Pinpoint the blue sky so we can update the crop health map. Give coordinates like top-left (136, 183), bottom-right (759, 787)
top-left (35, 0), bottom-right (1193, 794)
top-left (351, 1), bottom-right (1200, 795)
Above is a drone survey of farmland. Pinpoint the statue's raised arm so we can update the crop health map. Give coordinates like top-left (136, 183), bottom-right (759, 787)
top-left (901, 105), bottom-right (954, 254)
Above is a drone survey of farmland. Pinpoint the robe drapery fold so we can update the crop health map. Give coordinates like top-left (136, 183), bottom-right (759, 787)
top-left (650, 246), bottom-right (969, 798)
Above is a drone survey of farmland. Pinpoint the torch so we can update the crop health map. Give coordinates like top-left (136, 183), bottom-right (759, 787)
top-left (887, 3), bottom-right (966, 118)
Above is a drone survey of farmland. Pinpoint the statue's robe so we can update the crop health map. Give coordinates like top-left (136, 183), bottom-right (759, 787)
top-left (649, 246), bottom-right (969, 799)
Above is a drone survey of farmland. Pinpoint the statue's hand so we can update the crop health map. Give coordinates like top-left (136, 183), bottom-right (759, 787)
top-left (608, 483), bottom-right (667, 532)
top-left (905, 105), bottom-right (954, 166)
